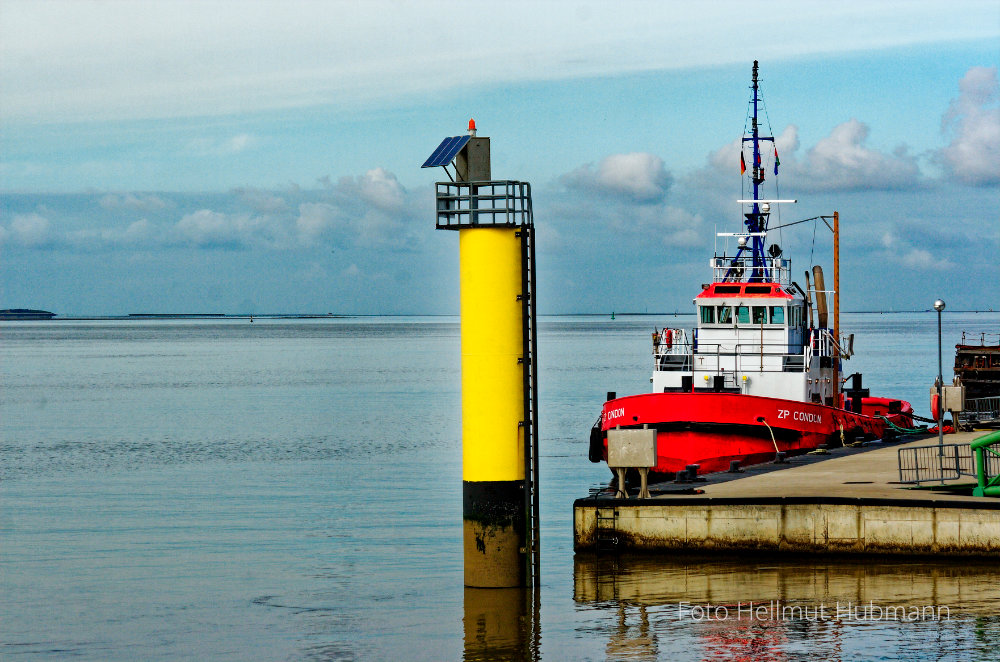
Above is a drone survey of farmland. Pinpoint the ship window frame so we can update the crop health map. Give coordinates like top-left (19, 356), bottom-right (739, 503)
top-left (700, 305), bottom-right (715, 324)
top-left (736, 305), bottom-right (750, 324)
top-left (717, 306), bottom-right (733, 324)
top-left (752, 306), bottom-right (767, 324)
top-left (789, 305), bottom-right (803, 328)
top-left (769, 305), bottom-right (785, 325)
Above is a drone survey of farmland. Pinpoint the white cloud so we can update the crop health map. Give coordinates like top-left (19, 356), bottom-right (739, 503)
top-left (709, 125), bottom-right (800, 175)
top-left (233, 187), bottom-right (288, 214)
top-left (185, 134), bottom-right (258, 156)
top-left (312, 169), bottom-right (423, 249)
top-left (653, 206), bottom-right (704, 247)
top-left (900, 248), bottom-right (945, 269)
top-left (320, 168), bottom-right (407, 211)
top-left (295, 202), bottom-right (339, 243)
top-left (98, 193), bottom-right (169, 212)
top-left (121, 219), bottom-right (154, 243)
top-left (351, 208), bottom-right (409, 249)
top-left (2, 169), bottom-right (424, 255)
top-left (878, 230), bottom-right (953, 271)
top-left (357, 168), bottom-right (405, 211)
top-left (706, 122), bottom-right (920, 192)
top-left (175, 209), bottom-right (269, 248)
top-left (794, 120), bottom-right (920, 191)
top-left (227, 134), bottom-right (254, 153)
top-left (3, 204), bottom-right (173, 252)
top-left (67, 219), bottom-right (160, 250)
top-left (5, 213), bottom-right (52, 247)
top-left (562, 152), bottom-right (672, 202)
top-left (176, 210), bottom-right (232, 246)
top-left (937, 66), bottom-right (1000, 186)
top-left (550, 155), bottom-right (702, 252)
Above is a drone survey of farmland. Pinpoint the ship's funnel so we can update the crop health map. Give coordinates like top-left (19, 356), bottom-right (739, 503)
top-left (812, 265), bottom-right (828, 328)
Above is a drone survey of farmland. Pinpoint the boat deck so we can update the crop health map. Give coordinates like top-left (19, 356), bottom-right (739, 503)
top-left (575, 430), bottom-right (1000, 557)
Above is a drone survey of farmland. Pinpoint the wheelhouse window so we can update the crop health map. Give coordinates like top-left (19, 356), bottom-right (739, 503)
top-left (769, 306), bottom-right (785, 324)
top-left (736, 306), bottom-right (750, 324)
top-left (700, 306), bottom-right (715, 324)
top-left (752, 306), bottom-right (767, 324)
top-left (717, 306), bottom-right (732, 324)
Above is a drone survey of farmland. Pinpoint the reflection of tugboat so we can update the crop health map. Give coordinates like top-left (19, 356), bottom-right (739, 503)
top-left (588, 61), bottom-right (914, 477)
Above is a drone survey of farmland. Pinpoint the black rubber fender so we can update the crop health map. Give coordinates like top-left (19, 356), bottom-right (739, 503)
top-left (588, 417), bottom-right (605, 463)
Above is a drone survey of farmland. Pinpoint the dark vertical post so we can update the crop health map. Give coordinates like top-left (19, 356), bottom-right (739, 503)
top-left (833, 211), bottom-right (840, 405)
top-left (935, 299), bottom-right (946, 457)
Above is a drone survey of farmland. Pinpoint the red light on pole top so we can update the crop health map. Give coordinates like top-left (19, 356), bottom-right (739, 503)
top-left (468, 118), bottom-right (476, 135)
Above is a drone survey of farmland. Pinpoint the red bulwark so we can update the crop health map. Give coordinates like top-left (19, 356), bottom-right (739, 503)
top-left (600, 392), bottom-right (914, 476)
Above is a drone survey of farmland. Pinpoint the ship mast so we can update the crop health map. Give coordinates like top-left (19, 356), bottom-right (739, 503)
top-left (742, 60), bottom-right (775, 282)
top-left (719, 61), bottom-right (789, 284)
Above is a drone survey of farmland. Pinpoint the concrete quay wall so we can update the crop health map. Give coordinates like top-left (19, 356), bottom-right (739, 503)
top-left (574, 498), bottom-right (1000, 556)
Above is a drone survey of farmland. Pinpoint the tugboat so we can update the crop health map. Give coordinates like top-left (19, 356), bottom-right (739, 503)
top-left (589, 61), bottom-right (914, 477)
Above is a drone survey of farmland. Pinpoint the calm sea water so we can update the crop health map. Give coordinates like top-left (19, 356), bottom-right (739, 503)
top-left (2, 312), bottom-right (998, 660)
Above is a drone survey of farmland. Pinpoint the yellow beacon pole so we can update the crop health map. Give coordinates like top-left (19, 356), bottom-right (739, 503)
top-left (421, 120), bottom-right (539, 588)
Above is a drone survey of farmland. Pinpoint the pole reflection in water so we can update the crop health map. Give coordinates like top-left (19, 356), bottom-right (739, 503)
top-left (464, 587), bottom-right (540, 662)
top-left (574, 554), bottom-right (1000, 662)
top-left (607, 603), bottom-right (658, 660)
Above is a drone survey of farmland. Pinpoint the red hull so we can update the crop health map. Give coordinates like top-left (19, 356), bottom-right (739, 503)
top-left (599, 392), bottom-right (913, 475)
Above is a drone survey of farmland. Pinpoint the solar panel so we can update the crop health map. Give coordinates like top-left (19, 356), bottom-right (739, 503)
top-left (421, 135), bottom-right (471, 168)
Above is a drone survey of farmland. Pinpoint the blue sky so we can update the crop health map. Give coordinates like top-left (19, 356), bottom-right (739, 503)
top-left (1, 1), bottom-right (998, 315)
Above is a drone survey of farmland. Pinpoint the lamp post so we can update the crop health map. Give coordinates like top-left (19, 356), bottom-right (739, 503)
top-left (934, 299), bottom-right (946, 455)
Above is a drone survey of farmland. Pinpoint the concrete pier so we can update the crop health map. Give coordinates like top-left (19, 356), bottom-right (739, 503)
top-left (575, 431), bottom-right (1000, 557)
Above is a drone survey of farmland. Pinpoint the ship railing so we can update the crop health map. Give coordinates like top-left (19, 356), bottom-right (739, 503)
top-left (652, 328), bottom-right (691, 356)
top-left (710, 255), bottom-right (791, 285)
top-left (733, 344), bottom-right (805, 374)
top-left (654, 330), bottom-right (840, 374)
top-left (804, 328), bottom-right (838, 367)
top-left (959, 331), bottom-right (1000, 346)
top-left (653, 328), bottom-right (693, 371)
top-left (960, 396), bottom-right (1000, 426)
top-left (661, 341), bottom-right (808, 374)
top-left (434, 181), bottom-right (533, 229)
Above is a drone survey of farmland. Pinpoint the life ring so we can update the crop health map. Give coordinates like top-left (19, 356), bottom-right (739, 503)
top-left (930, 393), bottom-right (941, 420)
top-left (662, 328), bottom-right (673, 349)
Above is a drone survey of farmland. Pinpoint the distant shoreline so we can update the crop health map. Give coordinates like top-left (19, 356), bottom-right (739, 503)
top-left (2, 310), bottom-right (997, 321)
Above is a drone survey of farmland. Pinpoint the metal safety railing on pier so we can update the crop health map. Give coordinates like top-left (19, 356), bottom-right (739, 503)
top-left (897, 442), bottom-right (1000, 484)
